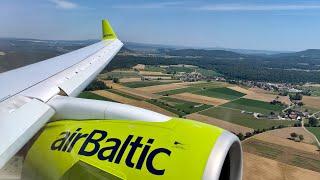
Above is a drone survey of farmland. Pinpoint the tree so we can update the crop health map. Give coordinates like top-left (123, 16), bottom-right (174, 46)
top-left (297, 102), bottom-right (304, 106)
top-left (84, 80), bottom-right (107, 91)
top-left (309, 117), bottom-right (319, 127)
top-left (237, 133), bottom-right (245, 140)
top-left (289, 93), bottom-right (303, 101)
top-left (294, 122), bottom-right (301, 127)
top-left (298, 135), bottom-right (304, 141)
top-left (113, 77), bottom-right (119, 83)
top-left (290, 132), bottom-right (298, 138)
top-left (245, 132), bottom-right (252, 138)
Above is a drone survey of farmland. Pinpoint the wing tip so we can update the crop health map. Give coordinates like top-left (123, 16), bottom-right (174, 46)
top-left (102, 19), bottom-right (117, 40)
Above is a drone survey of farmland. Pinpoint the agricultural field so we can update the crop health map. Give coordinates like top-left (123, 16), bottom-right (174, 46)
top-left (78, 92), bottom-right (116, 102)
top-left (257, 127), bottom-right (317, 145)
top-left (106, 89), bottom-right (145, 101)
top-left (144, 65), bottom-right (164, 72)
top-left (306, 127), bottom-right (320, 141)
top-left (147, 97), bottom-right (212, 117)
top-left (243, 152), bottom-right (320, 180)
top-left (99, 71), bottom-right (140, 79)
top-left (156, 87), bottom-right (199, 95)
top-left (243, 138), bottom-right (320, 173)
top-left (186, 113), bottom-right (253, 134)
top-left (192, 87), bottom-right (246, 100)
top-left (121, 81), bottom-right (174, 88)
top-left (186, 81), bottom-right (229, 88)
top-left (302, 96), bottom-right (320, 111)
top-left (221, 98), bottom-right (285, 115)
top-left (135, 82), bottom-right (184, 93)
top-left (171, 93), bottom-right (229, 106)
top-left (200, 107), bottom-right (295, 129)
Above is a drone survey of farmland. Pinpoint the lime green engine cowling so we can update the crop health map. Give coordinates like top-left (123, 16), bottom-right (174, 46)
top-left (23, 118), bottom-right (242, 180)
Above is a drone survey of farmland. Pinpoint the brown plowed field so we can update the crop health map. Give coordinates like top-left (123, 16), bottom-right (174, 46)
top-left (243, 152), bottom-right (320, 180)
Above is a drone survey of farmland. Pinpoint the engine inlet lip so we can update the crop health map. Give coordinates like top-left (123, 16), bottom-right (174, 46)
top-left (202, 131), bottom-right (243, 180)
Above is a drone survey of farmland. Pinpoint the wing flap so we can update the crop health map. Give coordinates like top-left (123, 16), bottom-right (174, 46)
top-left (0, 98), bottom-right (55, 168)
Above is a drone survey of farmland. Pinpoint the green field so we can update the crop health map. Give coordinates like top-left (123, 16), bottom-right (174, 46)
top-left (157, 87), bottom-right (199, 95)
top-left (78, 92), bottom-right (116, 102)
top-left (147, 97), bottom-right (212, 117)
top-left (196, 68), bottom-right (221, 77)
top-left (193, 87), bottom-right (246, 100)
top-left (221, 98), bottom-right (285, 114)
top-left (200, 107), bottom-right (295, 129)
top-left (166, 66), bottom-right (194, 73)
top-left (144, 65), bottom-right (164, 72)
top-left (106, 89), bottom-right (145, 101)
top-left (147, 99), bottom-right (184, 116)
top-left (306, 127), bottom-right (320, 142)
top-left (121, 81), bottom-right (174, 88)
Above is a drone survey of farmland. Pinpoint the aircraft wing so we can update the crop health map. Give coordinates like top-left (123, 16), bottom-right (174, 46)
top-left (0, 20), bottom-right (123, 168)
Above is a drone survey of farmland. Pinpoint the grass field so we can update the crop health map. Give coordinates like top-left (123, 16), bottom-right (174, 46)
top-left (147, 97), bottom-right (212, 117)
top-left (78, 92), bottom-right (116, 102)
top-left (121, 81), bottom-right (173, 88)
top-left (156, 87), bottom-right (199, 95)
top-left (147, 99), bottom-right (185, 116)
top-left (144, 65), bottom-right (164, 72)
top-left (306, 127), bottom-right (320, 141)
top-left (200, 107), bottom-right (295, 129)
top-left (106, 89), bottom-right (145, 101)
top-left (243, 138), bottom-right (320, 173)
top-left (221, 98), bottom-right (285, 114)
top-left (195, 68), bottom-right (221, 77)
top-left (193, 87), bottom-right (246, 100)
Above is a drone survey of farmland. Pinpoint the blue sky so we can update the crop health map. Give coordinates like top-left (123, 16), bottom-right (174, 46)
top-left (1, 0), bottom-right (320, 51)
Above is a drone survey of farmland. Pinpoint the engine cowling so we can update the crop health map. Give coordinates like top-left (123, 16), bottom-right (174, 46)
top-left (22, 97), bottom-right (242, 180)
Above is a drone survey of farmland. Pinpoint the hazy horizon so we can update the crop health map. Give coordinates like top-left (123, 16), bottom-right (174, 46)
top-left (2, 0), bottom-right (320, 51)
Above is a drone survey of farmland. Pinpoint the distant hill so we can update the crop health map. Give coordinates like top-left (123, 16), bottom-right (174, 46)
top-left (166, 49), bottom-right (247, 58)
top-left (2, 38), bottom-right (320, 83)
top-left (0, 38), bottom-right (95, 73)
top-left (274, 49), bottom-right (320, 59)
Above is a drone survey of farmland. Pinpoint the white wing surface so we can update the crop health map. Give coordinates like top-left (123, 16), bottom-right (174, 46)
top-left (0, 20), bottom-right (123, 168)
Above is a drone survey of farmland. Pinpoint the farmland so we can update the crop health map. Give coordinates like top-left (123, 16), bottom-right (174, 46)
top-left (80, 65), bottom-right (320, 179)
top-left (147, 97), bottom-right (212, 117)
top-left (192, 87), bottom-right (246, 100)
top-left (156, 87), bottom-right (199, 95)
top-left (121, 81), bottom-right (174, 88)
top-left (243, 138), bottom-right (320, 172)
top-left (200, 107), bottom-right (294, 129)
top-left (106, 89), bottom-right (145, 101)
top-left (306, 127), bottom-right (320, 141)
top-left (221, 98), bottom-right (285, 114)
top-left (78, 92), bottom-right (116, 102)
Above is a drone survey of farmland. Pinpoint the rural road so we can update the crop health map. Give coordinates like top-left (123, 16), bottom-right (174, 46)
top-left (301, 121), bottom-right (320, 148)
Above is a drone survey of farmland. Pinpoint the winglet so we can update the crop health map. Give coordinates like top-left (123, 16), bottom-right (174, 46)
top-left (102, 19), bottom-right (117, 40)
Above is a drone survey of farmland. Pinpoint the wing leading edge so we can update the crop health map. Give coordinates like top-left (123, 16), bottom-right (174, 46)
top-left (0, 20), bottom-right (123, 168)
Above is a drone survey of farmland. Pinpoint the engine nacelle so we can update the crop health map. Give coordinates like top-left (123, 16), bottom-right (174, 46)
top-left (22, 96), bottom-right (242, 180)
